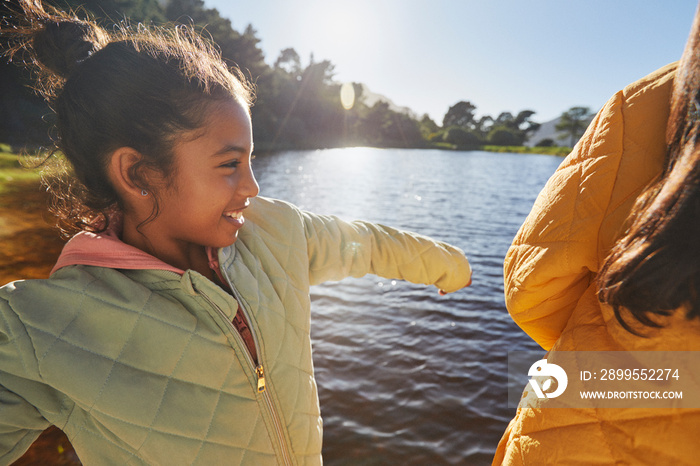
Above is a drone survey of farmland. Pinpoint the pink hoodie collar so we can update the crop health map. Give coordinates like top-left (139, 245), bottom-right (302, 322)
top-left (50, 216), bottom-right (220, 276)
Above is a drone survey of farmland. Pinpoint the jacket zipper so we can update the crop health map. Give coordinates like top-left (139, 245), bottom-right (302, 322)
top-left (196, 285), bottom-right (293, 466)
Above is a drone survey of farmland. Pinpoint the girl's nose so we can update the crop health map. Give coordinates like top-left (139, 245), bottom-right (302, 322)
top-left (243, 164), bottom-right (260, 199)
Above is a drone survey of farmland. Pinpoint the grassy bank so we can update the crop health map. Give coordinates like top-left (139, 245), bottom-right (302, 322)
top-left (0, 145), bottom-right (65, 279)
top-left (0, 146), bottom-right (44, 194)
top-left (480, 145), bottom-right (571, 156)
top-left (421, 141), bottom-right (572, 156)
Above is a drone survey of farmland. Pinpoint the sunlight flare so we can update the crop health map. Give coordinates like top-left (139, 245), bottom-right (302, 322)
top-left (340, 82), bottom-right (355, 110)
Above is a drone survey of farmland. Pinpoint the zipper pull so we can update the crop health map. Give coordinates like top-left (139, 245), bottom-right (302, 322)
top-left (256, 365), bottom-right (266, 392)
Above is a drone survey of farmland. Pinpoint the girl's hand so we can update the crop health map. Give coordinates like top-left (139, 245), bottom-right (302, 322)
top-left (438, 276), bottom-right (472, 295)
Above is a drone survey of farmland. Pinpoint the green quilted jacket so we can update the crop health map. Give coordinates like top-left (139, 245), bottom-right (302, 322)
top-left (0, 197), bottom-right (471, 465)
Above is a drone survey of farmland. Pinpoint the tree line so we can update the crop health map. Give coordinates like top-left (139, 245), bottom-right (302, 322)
top-left (0, 0), bottom-right (592, 150)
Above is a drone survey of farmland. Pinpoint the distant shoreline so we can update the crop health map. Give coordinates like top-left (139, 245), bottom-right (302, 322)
top-left (253, 141), bottom-right (572, 157)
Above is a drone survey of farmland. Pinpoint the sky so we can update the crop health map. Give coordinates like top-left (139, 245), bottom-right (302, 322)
top-left (204, 0), bottom-right (698, 124)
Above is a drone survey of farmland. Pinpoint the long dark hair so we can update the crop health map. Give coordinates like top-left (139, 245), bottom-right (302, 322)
top-left (597, 6), bottom-right (700, 333)
top-left (1, 0), bottom-right (254, 235)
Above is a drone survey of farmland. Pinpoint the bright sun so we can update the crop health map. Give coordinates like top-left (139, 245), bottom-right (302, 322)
top-left (305, 2), bottom-right (376, 63)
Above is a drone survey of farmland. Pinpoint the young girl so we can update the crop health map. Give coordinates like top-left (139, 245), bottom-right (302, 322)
top-left (0, 2), bottom-right (471, 465)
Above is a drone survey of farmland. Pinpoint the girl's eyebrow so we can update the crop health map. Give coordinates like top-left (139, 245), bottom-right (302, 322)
top-left (212, 143), bottom-right (253, 157)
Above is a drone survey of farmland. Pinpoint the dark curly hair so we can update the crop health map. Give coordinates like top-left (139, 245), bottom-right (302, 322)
top-left (2, 0), bottom-right (255, 235)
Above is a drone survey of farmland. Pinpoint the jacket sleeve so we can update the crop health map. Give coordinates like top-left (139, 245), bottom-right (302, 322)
top-left (302, 211), bottom-right (471, 292)
top-left (503, 93), bottom-right (625, 350)
top-left (0, 289), bottom-right (51, 464)
top-left (0, 382), bottom-right (50, 464)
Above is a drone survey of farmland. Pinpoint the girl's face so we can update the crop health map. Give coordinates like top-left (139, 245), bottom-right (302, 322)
top-left (147, 98), bottom-right (259, 257)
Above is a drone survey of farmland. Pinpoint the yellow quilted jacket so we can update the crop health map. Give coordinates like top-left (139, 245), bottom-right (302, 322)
top-left (0, 197), bottom-right (471, 465)
top-left (494, 63), bottom-right (700, 465)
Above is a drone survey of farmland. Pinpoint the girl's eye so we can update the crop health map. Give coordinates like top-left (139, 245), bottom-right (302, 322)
top-left (221, 160), bottom-right (241, 169)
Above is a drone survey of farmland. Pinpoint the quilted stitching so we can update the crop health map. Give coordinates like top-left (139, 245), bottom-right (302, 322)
top-left (494, 63), bottom-right (700, 465)
top-left (7, 271), bottom-right (279, 463)
top-left (0, 195), bottom-right (469, 465)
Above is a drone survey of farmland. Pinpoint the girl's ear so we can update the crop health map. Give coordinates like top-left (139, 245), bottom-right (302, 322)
top-left (107, 147), bottom-right (152, 200)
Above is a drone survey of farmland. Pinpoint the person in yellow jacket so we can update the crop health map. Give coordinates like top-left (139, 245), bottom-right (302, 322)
top-left (0, 2), bottom-right (471, 464)
top-left (494, 6), bottom-right (700, 465)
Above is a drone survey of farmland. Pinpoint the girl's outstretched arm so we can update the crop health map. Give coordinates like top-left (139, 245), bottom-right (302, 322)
top-left (302, 210), bottom-right (472, 293)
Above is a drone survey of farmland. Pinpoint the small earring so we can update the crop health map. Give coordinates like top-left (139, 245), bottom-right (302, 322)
top-left (141, 189), bottom-right (148, 196)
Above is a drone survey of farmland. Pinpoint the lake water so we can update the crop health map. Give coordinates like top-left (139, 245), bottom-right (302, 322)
top-left (252, 148), bottom-right (563, 465)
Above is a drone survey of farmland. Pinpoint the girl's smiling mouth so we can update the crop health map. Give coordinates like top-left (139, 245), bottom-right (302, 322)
top-left (223, 210), bottom-right (245, 226)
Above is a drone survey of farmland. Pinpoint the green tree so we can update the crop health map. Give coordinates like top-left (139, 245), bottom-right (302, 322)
top-left (487, 126), bottom-right (522, 146)
top-left (442, 101), bottom-right (477, 129)
top-left (443, 126), bottom-right (482, 148)
top-left (274, 48), bottom-right (302, 78)
top-left (514, 110), bottom-right (541, 139)
top-left (419, 114), bottom-right (439, 139)
top-left (475, 115), bottom-right (494, 137)
top-left (356, 102), bottom-right (422, 147)
top-left (301, 59), bottom-right (335, 88)
top-left (495, 111), bottom-right (514, 127)
top-left (357, 102), bottom-right (391, 145)
top-left (489, 110), bottom-right (540, 144)
top-left (165, 0), bottom-right (267, 77)
top-left (556, 106), bottom-right (593, 147)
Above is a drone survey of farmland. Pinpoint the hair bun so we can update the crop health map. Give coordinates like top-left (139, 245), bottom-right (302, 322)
top-left (32, 19), bottom-right (106, 78)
